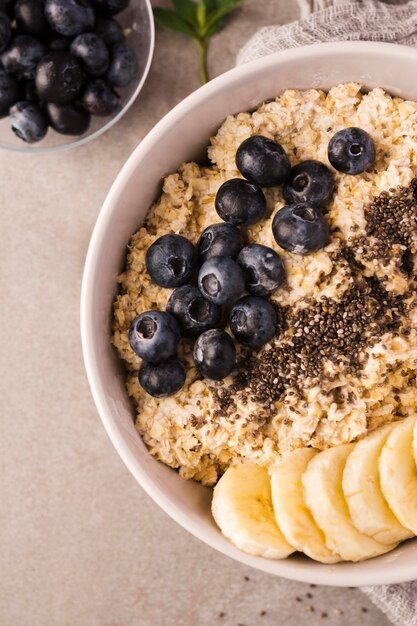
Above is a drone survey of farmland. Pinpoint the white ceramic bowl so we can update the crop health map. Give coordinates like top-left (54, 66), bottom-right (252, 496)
top-left (81, 41), bottom-right (417, 586)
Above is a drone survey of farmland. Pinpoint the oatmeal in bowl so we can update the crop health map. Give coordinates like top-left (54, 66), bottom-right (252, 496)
top-left (112, 81), bottom-right (417, 564)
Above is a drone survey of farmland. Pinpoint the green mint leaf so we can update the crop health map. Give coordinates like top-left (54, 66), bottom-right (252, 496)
top-left (204, 0), bottom-right (217, 12)
top-left (204, 0), bottom-right (244, 33)
top-left (171, 0), bottom-right (199, 27)
top-left (153, 8), bottom-right (198, 38)
top-left (205, 18), bottom-right (225, 37)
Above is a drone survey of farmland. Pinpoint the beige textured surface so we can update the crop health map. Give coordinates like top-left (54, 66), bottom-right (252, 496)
top-left (0, 1), bottom-right (392, 624)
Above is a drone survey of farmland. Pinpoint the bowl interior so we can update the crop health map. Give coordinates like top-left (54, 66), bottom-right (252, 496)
top-left (81, 41), bottom-right (417, 586)
top-left (0, 0), bottom-right (154, 153)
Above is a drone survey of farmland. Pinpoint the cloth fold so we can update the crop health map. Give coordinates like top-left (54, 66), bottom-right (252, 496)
top-left (237, 0), bottom-right (417, 66)
top-left (236, 1), bottom-right (417, 624)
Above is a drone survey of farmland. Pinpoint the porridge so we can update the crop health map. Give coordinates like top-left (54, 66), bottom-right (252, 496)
top-left (112, 82), bottom-right (417, 490)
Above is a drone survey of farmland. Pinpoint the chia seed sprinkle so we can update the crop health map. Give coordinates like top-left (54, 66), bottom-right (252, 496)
top-left (356, 178), bottom-right (417, 274)
top-left (212, 182), bottom-right (416, 413)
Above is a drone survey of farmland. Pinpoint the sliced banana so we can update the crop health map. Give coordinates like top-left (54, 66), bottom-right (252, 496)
top-left (270, 448), bottom-right (341, 563)
top-left (212, 463), bottom-right (295, 559)
top-left (343, 424), bottom-right (413, 545)
top-left (302, 444), bottom-right (397, 561)
top-left (379, 416), bottom-right (417, 534)
top-left (414, 420), bottom-right (417, 466)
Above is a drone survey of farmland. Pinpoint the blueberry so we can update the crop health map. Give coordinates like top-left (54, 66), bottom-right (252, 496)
top-left (35, 51), bottom-right (83, 104)
top-left (45, 0), bottom-right (95, 37)
top-left (272, 203), bottom-right (330, 255)
top-left (235, 135), bottom-right (291, 187)
top-left (193, 329), bottom-right (236, 380)
top-left (0, 0), bottom-right (13, 17)
top-left (129, 310), bottom-right (181, 363)
top-left (146, 234), bottom-right (197, 288)
top-left (15, 0), bottom-right (50, 38)
top-left (0, 67), bottom-right (18, 117)
top-left (167, 284), bottom-right (221, 337)
top-left (9, 100), bottom-right (48, 142)
top-left (328, 127), bottom-right (376, 175)
top-left (94, 15), bottom-right (124, 45)
top-left (0, 0), bottom-right (12, 12)
top-left (139, 356), bottom-right (186, 398)
top-left (1, 35), bottom-right (46, 79)
top-left (283, 160), bottom-right (334, 208)
top-left (81, 78), bottom-right (120, 116)
top-left (107, 42), bottom-right (137, 87)
top-left (197, 223), bottom-right (243, 263)
top-left (237, 244), bottom-right (285, 297)
top-left (230, 295), bottom-right (277, 349)
top-left (46, 101), bottom-right (90, 134)
top-left (198, 256), bottom-right (244, 306)
top-left (0, 11), bottom-right (11, 53)
top-left (70, 33), bottom-right (109, 76)
top-left (94, 0), bottom-right (129, 15)
top-left (215, 178), bottom-right (266, 227)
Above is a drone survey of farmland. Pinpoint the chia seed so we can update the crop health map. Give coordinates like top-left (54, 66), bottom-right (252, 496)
top-left (212, 181), bottom-right (415, 413)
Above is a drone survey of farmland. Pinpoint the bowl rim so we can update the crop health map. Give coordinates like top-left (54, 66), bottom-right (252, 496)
top-left (0, 0), bottom-right (155, 154)
top-left (81, 40), bottom-right (417, 586)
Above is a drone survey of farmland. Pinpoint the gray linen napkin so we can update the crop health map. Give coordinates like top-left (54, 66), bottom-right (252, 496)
top-left (237, 0), bottom-right (417, 64)
top-left (237, 1), bottom-right (417, 624)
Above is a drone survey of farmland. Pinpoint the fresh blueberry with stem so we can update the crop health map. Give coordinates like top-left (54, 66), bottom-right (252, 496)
top-left (0, 11), bottom-right (11, 53)
top-left (9, 100), bottom-right (48, 142)
top-left (46, 101), bottom-right (90, 135)
top-left (71, 33), bottom-right (109, 76)
top-left (129, 310), bottom-right (181, 363)
top-left (193, 329), bottom-right (236, 381)
top-left (166, 284), bottom-right (221, 337)
top-left (35, 51), bottom-right (83, 104)
top-left (146, 234), bottom-right (198, 289)
top-left (0, 68), bottom-right (18, 116)
top-left (15, 0), bottom-right (50, 38)
top-left (81, 78), bottom-right (120, 116)
top-left (237, 244), bottom-right (285, 297)
top-left (235, 135), bottom-right (291, 187)
top-left (198, 256), bottom-right (244, 306)
top-left (230, 295), bottom-right (277, 349)
top-left (215, 178), bottom-right (267, 227)
top-left (272, 203), bottom-right (330, 255)
top-left (197, 223), bottom-right (243, 263)
top-left (328, 127), bottom-right (376, 175)
top-left (1, 35), bottom-right (46, 79)
top-left (45, 0), bottom-right (95, 37)
top-left (94, 0), bottom-right (129, 15)
top-left (107, 42), bottom-right (138, 87)
top-left (139, 357), bottom-right (186, 398)
top-left (283, 160), bottom-right (334, 208)
top-left (94, 15), bottom-right (124, 45)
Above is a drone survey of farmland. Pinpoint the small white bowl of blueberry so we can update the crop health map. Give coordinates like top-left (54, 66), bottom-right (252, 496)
top-left (0, 0), bottom-right (154, 152)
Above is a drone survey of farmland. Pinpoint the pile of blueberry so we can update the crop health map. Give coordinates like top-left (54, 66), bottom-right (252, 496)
top-left (0, 0), bottom-right (138, 143)
top-left (128, 126), bottom-right (376, 398)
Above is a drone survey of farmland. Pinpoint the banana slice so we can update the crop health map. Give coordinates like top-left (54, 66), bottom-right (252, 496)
top-left (379, 416), bottom-right (417, 534)
top-left (414, 420), bottom-right (417, 466)
top-left (302, 444), bottom-right (397, 561)
top-left (212, 463), bottom-right (295, 559)
top-left (343, 424), bottom-right (413, 545)
top-left (270, 449), bottom-right (341, 563)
